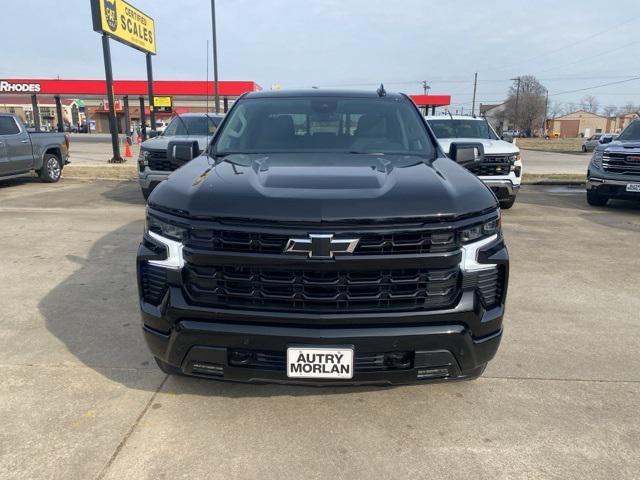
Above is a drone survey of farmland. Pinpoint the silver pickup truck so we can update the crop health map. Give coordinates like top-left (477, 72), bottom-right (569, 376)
top-left (0, 113), bottom-right (70, 182)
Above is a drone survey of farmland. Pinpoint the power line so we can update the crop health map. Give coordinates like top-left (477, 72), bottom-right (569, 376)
top-left (549, 76), bottom-right (640, 97)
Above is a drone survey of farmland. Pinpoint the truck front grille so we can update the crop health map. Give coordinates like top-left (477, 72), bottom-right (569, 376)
top-left (188, 229), bottom-right (457, 255)
top-left (602, 153), bottom-right (640, 176)
top-left (147, 150), bottom-right (174, 172)
top-left (184, 265), bottom-right (461, 313)
top-left (468, 155), bottom-right (513, 177)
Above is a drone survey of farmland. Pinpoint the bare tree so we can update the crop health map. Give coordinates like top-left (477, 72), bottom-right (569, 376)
top-left (580, 95), bottom-right (599, 114)
top-left (549, 102), bottom-right (564, 118)
top-left (602, 105), bottom-right (618, 117)
top-left (619, 102), bottom-right (638, 115)
top-left (503, 75), bottom-right (547, 135)
top-left (565, 102), bottom-right (577, 114)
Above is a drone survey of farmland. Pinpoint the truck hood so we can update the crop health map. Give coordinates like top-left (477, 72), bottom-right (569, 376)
top-left (436, 138), bottom-right (519, 157)
top-left (149, 153), bottom-right (497, 222)
top-left (141, 135), bottom-right (211, 152)
top-left (598, 140), bottom-right (640, 153)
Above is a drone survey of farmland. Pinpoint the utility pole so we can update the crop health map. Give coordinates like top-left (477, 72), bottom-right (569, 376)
top-left (211, 0), bottom-right (220, 113)
top-left (542, 87), bottom-right (549, 137)
top-left (471, 72), bottom-right (478, 116)
top-left (510, 77), bottom-right (521, 131)
top-left (422, 81), bottom-right (430, 116)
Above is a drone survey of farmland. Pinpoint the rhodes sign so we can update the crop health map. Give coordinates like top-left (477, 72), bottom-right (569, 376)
top-left (90, 0), bottom-right (156, 54)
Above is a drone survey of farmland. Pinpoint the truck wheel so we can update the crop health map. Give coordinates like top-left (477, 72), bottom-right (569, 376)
top-left (39, 154), bottom-right (62, 183)
top-left (581, 145), bottom-right (587, 153)
top-left (586, 190), bottom-right (608, 206)
top-left (499, 196), bottom-right (516, 209)
top-left (154, 357), bottom-right (183, 375)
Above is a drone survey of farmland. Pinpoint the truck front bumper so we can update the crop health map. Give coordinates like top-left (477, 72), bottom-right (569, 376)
top-left (142, 316), bottom-right (502, 386)
top-left (586, 176), bottom-right (640, 199)
top-left (138, 169), bottom-right (170, 190)
top-left (140, 284), bottom-right (506, 386)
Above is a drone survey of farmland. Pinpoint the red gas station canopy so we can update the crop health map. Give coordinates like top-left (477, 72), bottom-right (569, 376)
top-left (409, 94), bottom-right (451, 107)
top-left (0, 79), bottom-right (261, 97)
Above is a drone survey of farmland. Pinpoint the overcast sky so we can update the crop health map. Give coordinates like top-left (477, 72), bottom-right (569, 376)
top-left (3, 0), bottom-right (640, 112)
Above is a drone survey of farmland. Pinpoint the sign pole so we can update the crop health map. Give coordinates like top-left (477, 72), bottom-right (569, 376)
top-left (30, 94), bottom-right (41, 132)
top-left (123, 95), bottom-right (131, 137)
top-left (146, 53), bottom-right (156, 134)
top-left (139, 96), bottom-right (147, 141)
top-left (211, 0), bottom-right (220, 113)
top-left (101, 34), bottom-right (122, 163)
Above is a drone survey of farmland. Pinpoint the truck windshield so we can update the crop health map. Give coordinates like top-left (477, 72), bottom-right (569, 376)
top-left (427, 119), bottom-right (498, 140)
top-left (616, 121), bottom-right (640, 142)
top-left (163, 116), bottom-right (220, 136)
top-left (214, 97), bottom-right (435, 157)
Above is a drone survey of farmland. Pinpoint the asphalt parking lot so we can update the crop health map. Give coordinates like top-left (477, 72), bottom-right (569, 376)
top-left (1, 179), bottom-right (639, 480)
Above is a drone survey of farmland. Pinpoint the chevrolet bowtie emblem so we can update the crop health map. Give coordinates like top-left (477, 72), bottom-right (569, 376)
top-left (284, 234), bottom-right (359, 259)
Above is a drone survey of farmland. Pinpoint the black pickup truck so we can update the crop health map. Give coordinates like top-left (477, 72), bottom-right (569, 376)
top-left (587, 120), bottom-right (640, 206)
top-left (137, 89), bottom-right (509, 386)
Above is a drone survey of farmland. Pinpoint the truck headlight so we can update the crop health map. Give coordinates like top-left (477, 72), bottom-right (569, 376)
top-left (459, 216), bottom-right (501, 244)
top-left (144, 213), bottom-right (187, 270)
top-left (146, 213), bottom-right (189, 242)
top-left (592, 150), bottom-right (604, 168)
top-left (138, 150), bottom-right (150, 171)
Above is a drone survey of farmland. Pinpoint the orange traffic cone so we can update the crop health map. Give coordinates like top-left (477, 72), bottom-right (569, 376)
top-left (124, 140), bottom-right (132, 159)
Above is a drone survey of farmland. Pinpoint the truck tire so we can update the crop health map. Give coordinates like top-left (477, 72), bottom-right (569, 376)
top-left (586, 190), bottom-right (608, 206)
top-left (581, 145), bottom-right (587, 153)
top-left (499, 196), bottom-right (516, 209)
top-left (39, 154), bottom-right (62, 183)
top-left (154, 357), bottom-right (183, 375)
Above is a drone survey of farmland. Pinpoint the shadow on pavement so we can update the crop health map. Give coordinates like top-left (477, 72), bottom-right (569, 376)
top-left (101, 181), bottom-right (146, 206)
top-left (37, 220), bottom-right (397, 397)
top-left (516, 185), bottom-right (640, 232)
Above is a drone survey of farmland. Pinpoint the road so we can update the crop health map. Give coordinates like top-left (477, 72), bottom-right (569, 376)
top-left (0, 179), bottom-right (638, 479)
top-left (67, 138), bottom-right (590, 176)
top-left (520, 149), bottom-right (589, 175)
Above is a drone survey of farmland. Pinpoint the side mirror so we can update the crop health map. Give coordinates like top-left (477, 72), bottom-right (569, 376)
top-left (168, 140), bottom-right (199, 166)
top-left (600, 136), bottom-right (613, 144)
top-left (148, 131), bottom-right (158, 138)
top-left (448, 142), bottom-right (485, 167)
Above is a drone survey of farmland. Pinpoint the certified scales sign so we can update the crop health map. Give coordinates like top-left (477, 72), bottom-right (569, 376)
top-left (91, 0), bottom-right (156, 54)
top-left (152, 96), bottom-right (173, 113)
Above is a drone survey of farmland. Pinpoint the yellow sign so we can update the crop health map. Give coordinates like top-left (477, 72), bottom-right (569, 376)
top-left (153, 96), bottom-right (172, 108)
top-left (91, 0), bottom-right (156, 54)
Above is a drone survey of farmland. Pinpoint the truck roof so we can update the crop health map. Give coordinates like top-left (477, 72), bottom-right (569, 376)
top-left (244, 89), bottom-right (406, 100)
top-left (426, 115), bottom-right (484, 121)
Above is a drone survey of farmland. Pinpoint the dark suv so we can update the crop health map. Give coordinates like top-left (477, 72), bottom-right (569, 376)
top-left (587, 120), bottom-right (640, 206)
top-left (137, 89), bottom-right (509, 385)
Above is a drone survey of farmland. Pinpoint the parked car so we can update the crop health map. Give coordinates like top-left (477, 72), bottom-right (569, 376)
top-left (586, 121), bottom-right (640, 206)
top-left (582, 133), bottom-right (603, 152)
top-left (426, 115), bottom-right (522, 208)
top-left (155, 120), bottom-right (170, 135)
top-left (137, 89), bottom-right (509, 385)
top-left (0, 113), bottom-right (70, 182)
top-left (582, 133), bottom-right (618, 152)
top-left (137, 113), bottom-right (224, 200)
top-left (501, 130), bottom-right (525, 142)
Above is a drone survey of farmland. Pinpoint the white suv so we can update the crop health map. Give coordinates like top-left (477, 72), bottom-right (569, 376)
top-left (426, 115), bottom-right (523, 209)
